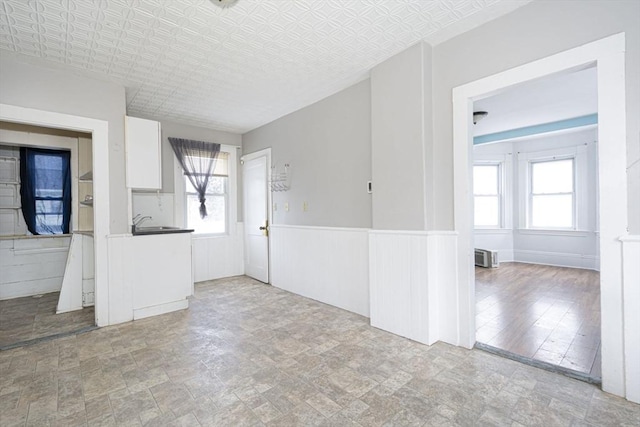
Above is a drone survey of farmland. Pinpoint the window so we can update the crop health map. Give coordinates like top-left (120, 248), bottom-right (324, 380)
top-left (20, 147), bottom-right (71, 235)
top-left (184, 151), bottom-right (229, 234)
top-left (529, 158), bottom-right (574, 228)
top-left (473, 163), bottom-right (501, 228)
top-left (186, 174), bottom-right (227, 234)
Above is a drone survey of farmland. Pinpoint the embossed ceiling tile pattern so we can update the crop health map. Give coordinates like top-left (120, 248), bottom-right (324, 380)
top-left (0, 0), bottom-right (531, 133)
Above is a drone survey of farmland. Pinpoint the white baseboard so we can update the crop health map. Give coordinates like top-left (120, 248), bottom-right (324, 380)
top-left (133, 299), bottom-right (189, 320)
top-left (513, 249), bottom-right (599, 270)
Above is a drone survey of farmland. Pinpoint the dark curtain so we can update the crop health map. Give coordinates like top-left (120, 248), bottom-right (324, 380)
top-left (20, 147), bottom-right (72, 235)
top-left (168, 137), bottom-right (220, 218)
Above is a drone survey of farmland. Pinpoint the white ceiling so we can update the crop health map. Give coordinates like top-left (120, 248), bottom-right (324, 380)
top-left (473, 66), bottom-right (598, 137)
top-left (0, 0), bottom-right (532, 133)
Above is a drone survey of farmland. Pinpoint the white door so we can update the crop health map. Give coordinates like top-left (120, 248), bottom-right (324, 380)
top-left (242, 150), bottom-right (270, 283)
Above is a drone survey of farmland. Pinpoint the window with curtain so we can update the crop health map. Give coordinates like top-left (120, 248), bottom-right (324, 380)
top-left (168, 137), bottom-right (229, 235)
top-left (19, 147), bottom-right (72, 235)
top-left (185, 151), bottom-right (229, 234)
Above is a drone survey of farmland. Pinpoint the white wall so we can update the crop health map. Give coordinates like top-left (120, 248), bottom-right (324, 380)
top-left (432, 0), bottom-right (640, 234)
top-left (0, 55), bottom-right (129, 234)
top-left (474, 128), bottom-right (599, 269)
top-left (369, 231), bottom-right (458, 345)
top-left (243, 80), bottom-right (372, 229)
top-left (192, 225), bottom-right (244, 282)
top-left (270, 225), bottom-right (369, 317)
top-left (0, 236), bottom-right (70, 299)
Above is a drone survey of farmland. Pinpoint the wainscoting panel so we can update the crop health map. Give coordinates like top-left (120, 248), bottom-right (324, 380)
top-left (369, 231), bottom-right (430, 343)
top-left (192, 222), bottom-right (244, 283)
top-left (621, 235), bottom-right (640, 403)
top-left (270, 225), bottom-right (369, 317)
top-left (369, 230), bottom-right (458, 345)
top-left (0, 235), bottom-right (71, 299)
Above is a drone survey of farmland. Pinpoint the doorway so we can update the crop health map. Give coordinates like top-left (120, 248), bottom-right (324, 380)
top-left (470, 67), bottom-right (601, 380)
top-left (0, 123), bottom-right (97, 349)
top-left (0, 103), bottom-right (111, 329)
top-left (242, 148), bottom-right (271, 283)
top-left (452, 34), bottom-right (628, 397)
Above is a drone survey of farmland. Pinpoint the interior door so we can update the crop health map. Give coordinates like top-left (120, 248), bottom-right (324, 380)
top-left (242, 150), bottom-right (270, 283)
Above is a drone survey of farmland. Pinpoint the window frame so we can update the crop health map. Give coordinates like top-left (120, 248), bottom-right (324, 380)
top-left (518, 145), bottom-right (587, 232)
top-left (528, 156), bottom-right (575, 230)
top-left (473, 153), bottom-right (512, 231)
top-left (473, 162), bottom-right (502, 229)
top-left (174, 144), bottom-right (238, 238)
top-left (184, 174), bottom-right (229, 236)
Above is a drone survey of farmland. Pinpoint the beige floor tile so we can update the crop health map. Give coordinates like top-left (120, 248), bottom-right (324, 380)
top-left (0, 275), bottom-right (638, 427)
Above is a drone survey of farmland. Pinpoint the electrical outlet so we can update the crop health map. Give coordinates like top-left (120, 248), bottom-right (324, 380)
top-left (284, 202), bottom-right (289, 212)
top-left (273, 202), bottom-right (277, 211)
top-left (303, 201), bottom-right (308, 211)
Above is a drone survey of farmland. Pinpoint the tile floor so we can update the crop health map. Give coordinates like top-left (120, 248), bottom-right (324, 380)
top-left (0, 292), bottom-right (95, 349)
top-left (1, 275), bottom-right (638, 426)
top-left (475, 263), bottom-right (601, 379)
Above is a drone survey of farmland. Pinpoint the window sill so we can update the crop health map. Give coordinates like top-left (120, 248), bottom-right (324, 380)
top-left (474, 228), bottom-right (511, 234)
top-left (516, 228), bottom-right (593, 237)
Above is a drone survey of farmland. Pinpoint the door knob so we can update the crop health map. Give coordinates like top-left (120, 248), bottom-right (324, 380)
top-left (259, 226), bottom-right (267, 230)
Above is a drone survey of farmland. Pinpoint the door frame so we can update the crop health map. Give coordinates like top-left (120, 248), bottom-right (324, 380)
top-left (241, 147), bottom-right (272, 283)
top-left (0, 103), bottom-right (110, 327)
top-left (452, 33), bottom-right (628, 396)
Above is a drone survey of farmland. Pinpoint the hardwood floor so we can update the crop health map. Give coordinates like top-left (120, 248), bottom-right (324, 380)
top-left (475, 262), bottom-right (601, 378)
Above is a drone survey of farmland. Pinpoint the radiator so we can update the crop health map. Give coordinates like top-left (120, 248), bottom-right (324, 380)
top-left (475, 248), bottom-right (499, 268)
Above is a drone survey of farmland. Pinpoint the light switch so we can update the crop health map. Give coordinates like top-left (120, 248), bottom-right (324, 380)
top-left (273, 202), bottom-right (278, 211)
top-left (284, 202), bottom-right (289, 212)
top-left (303, 201), bottom-right (308, 212)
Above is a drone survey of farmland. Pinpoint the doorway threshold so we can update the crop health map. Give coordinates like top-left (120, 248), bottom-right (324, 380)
top-left (474, 341), bottom-right (602, 386)
top-left (0, 325), bottom-right (98, 351)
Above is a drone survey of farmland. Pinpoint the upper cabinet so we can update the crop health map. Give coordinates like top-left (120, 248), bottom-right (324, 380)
top-left (125, 116), bottom-right (162, 189)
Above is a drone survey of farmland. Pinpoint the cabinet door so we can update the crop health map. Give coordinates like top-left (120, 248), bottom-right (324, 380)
top-left (125, 116), bottom-right (161, 189)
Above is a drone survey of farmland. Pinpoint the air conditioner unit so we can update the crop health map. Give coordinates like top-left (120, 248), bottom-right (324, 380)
top-left (475, 248), bottom-right (499, 268)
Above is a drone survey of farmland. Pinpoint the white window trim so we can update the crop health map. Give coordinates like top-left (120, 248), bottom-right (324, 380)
top-left (173, 144), bottom-right (237, 237)
top-left (473, 153), bottom-right (512, 230)
top-left (518, 145), bottom-right (587, 232)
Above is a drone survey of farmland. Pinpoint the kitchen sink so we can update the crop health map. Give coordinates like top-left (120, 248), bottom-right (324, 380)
top-left (132, 225), bottom-right (194, 235)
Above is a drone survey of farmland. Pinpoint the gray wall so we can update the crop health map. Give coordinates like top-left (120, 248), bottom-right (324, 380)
top-left (432, 0), bottom-right (640, 233)
top-left (371, 42), bottom-right (430, 230)
top-left (0, 55), bottom-right (129, 234)
top-left (243, 79), bottom-right (372, 228)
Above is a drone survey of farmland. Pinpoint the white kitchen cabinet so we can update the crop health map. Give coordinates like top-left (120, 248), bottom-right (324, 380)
top-left (129, 232), bottom-right (192, 319)
top-left (125, 116), bottom-right (162, 189)
top-left (106, 232), bottom-right (193, 323)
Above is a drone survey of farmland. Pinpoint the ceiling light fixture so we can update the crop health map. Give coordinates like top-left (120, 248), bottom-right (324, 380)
top-left (210, 0), bottom-right (239, 8)
top-left (473, 111), bottom-right (488, 124)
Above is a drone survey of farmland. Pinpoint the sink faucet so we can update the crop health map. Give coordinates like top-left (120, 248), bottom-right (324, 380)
top-left (132, 214), bottom-right (152, 233)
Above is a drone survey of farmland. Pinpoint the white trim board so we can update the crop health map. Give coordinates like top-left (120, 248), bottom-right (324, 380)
top-left (453, 34), bottom-right (630, 399)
